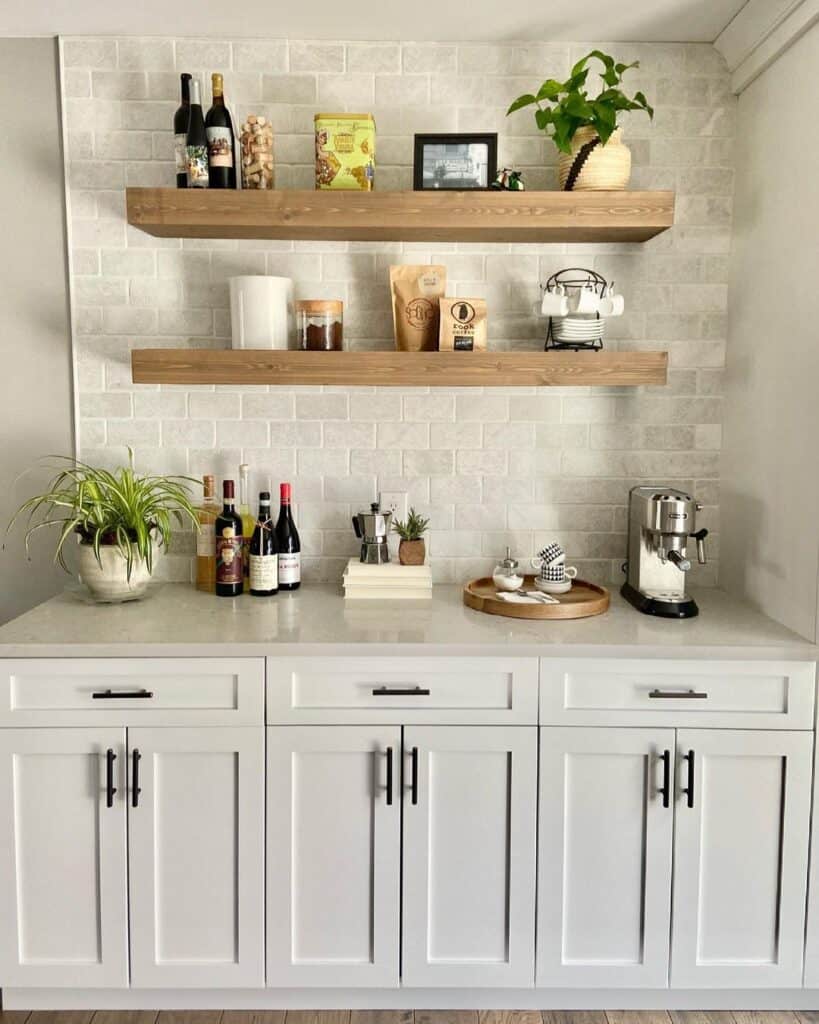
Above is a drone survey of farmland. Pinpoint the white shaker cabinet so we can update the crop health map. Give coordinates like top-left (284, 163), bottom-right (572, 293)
top-left (128, 727), bottom-right (265, 988)
top-left (266, 725), bottom-right (401, 988)
top-left (670, 728), bottom-right (812, 988)
top-left (537, 727), bottom-right (675, 988)
top-left (0, 727), bottom-right (129, 988)
top-left (402, 725), bottom-right (537, 988)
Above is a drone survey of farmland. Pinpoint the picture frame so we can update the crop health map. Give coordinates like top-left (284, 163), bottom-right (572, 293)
top-left (413, 133), bottom-right (498, 191)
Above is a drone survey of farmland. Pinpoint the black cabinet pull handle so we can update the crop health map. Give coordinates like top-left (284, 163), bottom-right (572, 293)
top-left (105, 749), bottom-right (117, 808)
top-left (658, 749), bottom-right (671, 809)
top-left (648, 688), bottom-right (708, 699)
top-left (92, 688), bottom-right (154, 700)
top-left (410, 746), bottom-right (419, 806)
top-left (386, 747), bottom-right (393, 806)
top-left (372, 685), bottom-right (431, 696)
top-left (682, 750), bottom-right (695, 808)
top-left (132, 749), bottom-right (142, 808)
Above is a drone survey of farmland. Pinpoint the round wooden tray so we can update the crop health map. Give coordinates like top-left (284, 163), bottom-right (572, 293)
top-left (463, 575), bottom-right (610, 620)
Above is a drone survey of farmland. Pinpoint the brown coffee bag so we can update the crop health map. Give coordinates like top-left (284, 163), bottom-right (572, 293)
top-left (389, 265), bottom-right (447, 351)
top-left (439, 298), bottom-right (488, 351)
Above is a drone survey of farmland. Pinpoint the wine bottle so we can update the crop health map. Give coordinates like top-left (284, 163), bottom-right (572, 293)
top-left (238, 463), bottom-right (256, 592)
top-left (276, 482), bottom-right (301, 590)
top-left (195, 473), bottom-right (219, 592)
top-left (173, 72), bottom-right (191, 189)
top-left (249, 492), bottom-right (278, 597)
top-left (215, 480), bottom-right (243, 597)
top-left (185, 78), bottom-right (209, 189)
top-left (205, 72), bottom-right (236, 189)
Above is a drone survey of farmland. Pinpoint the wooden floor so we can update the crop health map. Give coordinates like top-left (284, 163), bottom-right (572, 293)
top-left (1, 1012), bottom-right (818, 1024)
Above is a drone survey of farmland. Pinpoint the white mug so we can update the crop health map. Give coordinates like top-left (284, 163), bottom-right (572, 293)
top-left (541, 291), bottom-right (570, 317)
top-left (230, 275), bottom-right (294, 350)
top-left (573, 285), bottom-right (601, 315)
top-left (531, 561), bottom-right (577, 580)
top-left (599, 293), bottom-right (625, 317)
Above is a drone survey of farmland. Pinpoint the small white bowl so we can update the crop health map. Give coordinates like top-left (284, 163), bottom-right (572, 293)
top-left (533, 577), bottom-right (573, 595)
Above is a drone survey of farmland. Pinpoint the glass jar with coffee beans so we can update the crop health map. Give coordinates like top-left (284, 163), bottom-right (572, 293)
top-left (296, 300), bottom-right (343, 351)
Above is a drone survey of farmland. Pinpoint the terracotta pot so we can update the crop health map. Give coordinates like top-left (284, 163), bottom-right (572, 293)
top-left (557, 126), bottom-right (631, 191)
top-left (398, 539), bottom-right (426, 566)
top-left (77, 540), bottom-right (157, 603)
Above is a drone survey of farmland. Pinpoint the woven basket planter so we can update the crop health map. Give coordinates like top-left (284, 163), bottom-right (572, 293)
top-left (557, 126), bottom-right (631, 191)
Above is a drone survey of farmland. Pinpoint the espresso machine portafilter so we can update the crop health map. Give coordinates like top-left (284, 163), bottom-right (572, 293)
top-left (621, 486), bottom-right (709, 618)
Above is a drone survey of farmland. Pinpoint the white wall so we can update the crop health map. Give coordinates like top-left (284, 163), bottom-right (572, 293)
top-left (0, 38), bottom-right (75, 624)
top-left (720, 21), bottom-right (819, 642)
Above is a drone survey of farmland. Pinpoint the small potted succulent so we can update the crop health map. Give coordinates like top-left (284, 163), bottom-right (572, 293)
top-left (506, 49), bottom-right (654, 191)
top-left (6, 450), bottom-right (200, 603)
top-left (392, 507), bottom-right (430, 567)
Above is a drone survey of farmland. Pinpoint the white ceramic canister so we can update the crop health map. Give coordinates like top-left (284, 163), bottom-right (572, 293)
top-left (229, 275), bottom-right (294, 350)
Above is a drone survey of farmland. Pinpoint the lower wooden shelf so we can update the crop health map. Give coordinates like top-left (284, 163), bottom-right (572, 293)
top-left (130, 349), bottom-right (667, 388)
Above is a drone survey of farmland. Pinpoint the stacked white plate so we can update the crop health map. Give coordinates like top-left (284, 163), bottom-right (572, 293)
top-left (552, 316), bottom-right (605, 345)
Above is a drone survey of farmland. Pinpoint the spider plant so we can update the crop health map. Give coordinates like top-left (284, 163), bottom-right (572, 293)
top-left (6, 450), bottom-right (201, 580)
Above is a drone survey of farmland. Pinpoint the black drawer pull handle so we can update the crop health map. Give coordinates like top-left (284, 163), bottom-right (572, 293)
top-left (410, 746), bottom-right (419, 805)
top-left (372, 685), bottom-right (431, 696)
top-left (648, 688), bottom-right (708, 699)
top-left (93, 688), bottom-right (154, 700)
top-left (105, 749), bottom-right (117, 808)
top-left (682, 750), bottom-right (695, 808)
top-left (658, 749), bottom-right (671, 809)
top-left (386, 747), bottom-right (393, 806)
top-left (132, 749), bottom-right (142, 808)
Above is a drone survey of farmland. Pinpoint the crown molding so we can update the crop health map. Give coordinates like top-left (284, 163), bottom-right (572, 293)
top-left (715, 0), bottom-right (819, 92)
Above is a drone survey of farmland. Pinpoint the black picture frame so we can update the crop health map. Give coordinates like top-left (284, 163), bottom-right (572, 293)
top-left (413, 133), bottom-right (498, 191)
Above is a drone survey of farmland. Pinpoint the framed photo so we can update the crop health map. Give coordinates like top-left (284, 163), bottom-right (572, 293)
top-left (413, 133), bottom-right (498, 191)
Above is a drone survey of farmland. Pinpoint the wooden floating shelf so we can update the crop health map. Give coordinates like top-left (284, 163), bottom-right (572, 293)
top-left (131, 349), bottom-right (668, 388)
top-left (126, 188), bottom-right (675, 243)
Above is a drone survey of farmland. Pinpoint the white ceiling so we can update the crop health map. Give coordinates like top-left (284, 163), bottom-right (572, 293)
top-left (1, 0), bottom-right (749, 43)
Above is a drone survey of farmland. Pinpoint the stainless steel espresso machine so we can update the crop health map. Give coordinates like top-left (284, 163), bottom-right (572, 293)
top-left (621, 485), bottom-right (709, 618)
top-left (352, 502), bottom-right (393, 564)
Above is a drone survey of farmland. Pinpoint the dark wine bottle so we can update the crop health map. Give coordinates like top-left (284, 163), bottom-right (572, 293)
top-left (215, 480), bottom-right (243, 597)
top-left (275, 482), bottom-right (301, 591)
top-left (173, 73), bottom-right (191, 189)
top-left (185, 78), bottom-right (209, 189)
top-left (205, 72), bottom-right (236, 189)
top-left (249, 492), bottom-right (278, 597)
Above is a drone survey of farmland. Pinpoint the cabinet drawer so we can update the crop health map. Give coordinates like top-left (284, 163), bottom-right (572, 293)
top-left (266, 657), bottom-right (538, 724)
top-left (540, 659), bottom-right (815, 729)
top-left (0, 658), bottom-right (264, 726)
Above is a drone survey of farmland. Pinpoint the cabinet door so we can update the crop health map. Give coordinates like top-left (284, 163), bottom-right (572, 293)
top-left (537, 726), bottom-right (675, 988)
top-left (0, 728), bottom-right (128, 987)
top-left (671, 728), bottom-right (812, 988)
top-left (402, 725), bottom-right (537, 987)
top-left (128, 726), bottom-right (265, 988)
top-left (266, 725), bottom-right (401, 987)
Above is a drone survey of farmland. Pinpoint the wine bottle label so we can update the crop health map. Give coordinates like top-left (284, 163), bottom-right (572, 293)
top-left (278, 552), bottom-right (301, 584)
top-left (196, 521), bottom-right (215, 557)
top-left (174, 133), bottom-right (187, 174)
top-left (250, 553), bottom-right (278, 591)
top-left (206, 126), bottom-right (234, 168)
top-left (186, 145), bottom-right (209, 186)
top-left (216, 530), bottom-right (243, 584)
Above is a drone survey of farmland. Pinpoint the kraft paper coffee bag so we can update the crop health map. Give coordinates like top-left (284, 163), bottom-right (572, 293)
top-left (389, 265), bottom-right (447, 351)
top-left (439, 298), bottom-right (488, 351)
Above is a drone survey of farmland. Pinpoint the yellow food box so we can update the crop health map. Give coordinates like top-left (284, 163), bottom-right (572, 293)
top-left (314, 113), bottom-right (375, 191)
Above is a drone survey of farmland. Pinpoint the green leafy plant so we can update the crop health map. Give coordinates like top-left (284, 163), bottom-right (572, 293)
top-left (506, 49), bottom-right (654, 154)
top-left (392, 507), bottom-right (430, 542)
top-left (6, 450), bottom-right (201, 579)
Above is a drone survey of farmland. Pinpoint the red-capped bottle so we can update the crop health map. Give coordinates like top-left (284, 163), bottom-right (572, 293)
top-left (215, 479), bottom-right (243, 597)
top-left (275, 482), bottom-right (301, 590)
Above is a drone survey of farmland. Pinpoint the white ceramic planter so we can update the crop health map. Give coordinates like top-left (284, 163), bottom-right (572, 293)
top-left (77, 541), bottom-right (156, 603)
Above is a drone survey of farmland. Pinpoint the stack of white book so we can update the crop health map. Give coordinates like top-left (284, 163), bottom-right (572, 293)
top-left (343, 559), bottom-right (432, 600)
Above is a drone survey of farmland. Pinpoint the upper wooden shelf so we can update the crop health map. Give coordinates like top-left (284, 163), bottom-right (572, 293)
top-left (125, 188), bottom-right (675, 244)
top-left (131, 349), bottom-right (668, 388)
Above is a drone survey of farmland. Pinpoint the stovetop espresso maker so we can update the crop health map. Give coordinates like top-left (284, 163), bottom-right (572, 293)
top-left (352, 501), bottom-right (392, 564)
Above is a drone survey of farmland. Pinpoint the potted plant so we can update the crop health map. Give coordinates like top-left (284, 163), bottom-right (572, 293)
top-left (506, 49), bottom-right (654, 191)
top-left (392, 507), bottom-right (430, 567)
top-left (6, 451), bottom-right (200, 603)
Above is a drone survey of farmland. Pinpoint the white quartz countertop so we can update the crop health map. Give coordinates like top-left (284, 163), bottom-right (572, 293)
top-left (0, 583), bottom-right (814, 660)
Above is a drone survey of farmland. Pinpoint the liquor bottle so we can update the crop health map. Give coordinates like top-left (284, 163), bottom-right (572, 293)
top-left (195, 473), bottom-right (219, 592)
top-left (238, 464), bottom-right (256, 592)
top-left (173, 72), bottom-right (192, 189)
top-left (205, 72), bottom-right (236, 189)
top-left (249, 492), bottom-right (278, 597)
top-left (276, 482), bottom-right (301, 590)
top-left (215, 480), bottom-right (243, 597)
top-left (185, 78), bottom-right (209, 189)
